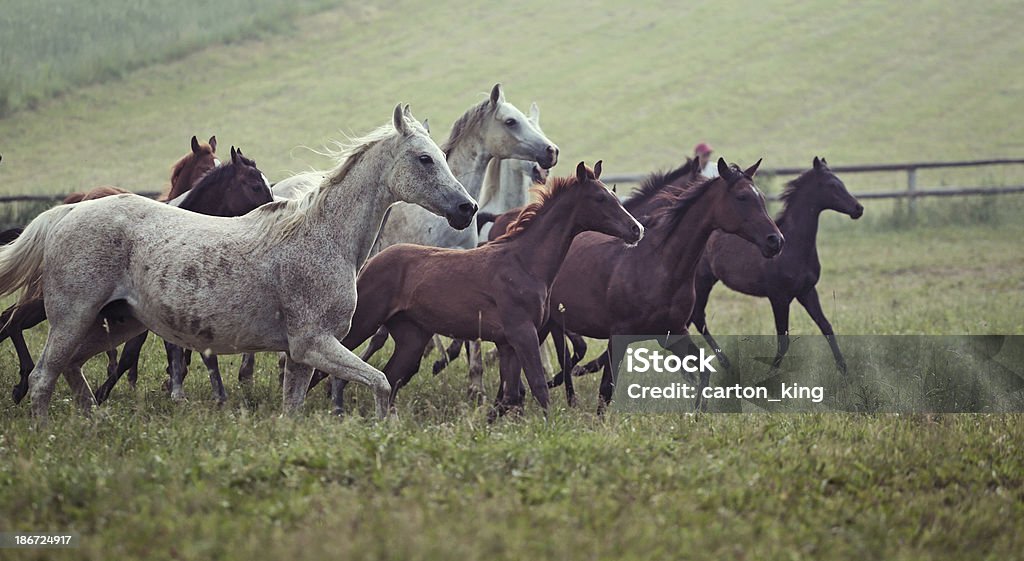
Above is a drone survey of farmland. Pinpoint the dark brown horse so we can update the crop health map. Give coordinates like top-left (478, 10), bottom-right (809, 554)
top-left (3, 136), bottom-right (220, 404)
top-left (458, 157), bottom-right (700, 381)
top-left (327, 162), bottom-right (644, 416)
top-left (544, 158), bottom-right (783, 411)
top-left (689, 156), bottom-right (863, 373)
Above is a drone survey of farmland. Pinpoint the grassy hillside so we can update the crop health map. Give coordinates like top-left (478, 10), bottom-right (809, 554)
top-left (0, 0), bottom-right (343, 117)
top-left (1, 0), bottom-right (1023, 196)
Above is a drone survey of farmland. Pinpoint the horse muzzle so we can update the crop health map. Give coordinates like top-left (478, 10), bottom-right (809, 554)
top-left (446, 201), bottom-right (478, 230)
top-left (761, 233), bottom-right (784, 258)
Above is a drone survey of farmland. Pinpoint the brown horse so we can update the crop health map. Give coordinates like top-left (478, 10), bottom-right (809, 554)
top-left (327, 162), bottom-right (643, 416)
top-left (544, 158), bottom-right (783, 411)
top-left (689, 156), bottom-right (863, 373)
top-left (458, 157), bottom-right (701, 381)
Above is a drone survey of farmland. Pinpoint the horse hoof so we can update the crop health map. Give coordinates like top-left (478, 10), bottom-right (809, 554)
top-left (171, 391), bottom-right (188, 402)
top-left (11, 385), bottom-right (27, 405)
top-left (94, 387), bottom-right (110, 405)
top-left (837, 361), bottom-right (848, 376)
top-left (566, 394), bottom-right (578, 408)
top-left (571, 365), bottom-right (588, 378)
top-left (161, 379), bottom-right (172, 392)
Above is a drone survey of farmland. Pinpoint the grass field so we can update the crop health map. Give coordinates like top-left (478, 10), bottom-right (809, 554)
top-left (1, 1), bottom-right (1023, 559)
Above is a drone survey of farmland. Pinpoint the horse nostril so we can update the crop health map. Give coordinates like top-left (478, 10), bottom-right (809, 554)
top-left (767, 234), bottom-right (782, 250)
top-left (631, 224), bottom-right (642, 238)
top-left (459, 202), bottom-right (477, 216)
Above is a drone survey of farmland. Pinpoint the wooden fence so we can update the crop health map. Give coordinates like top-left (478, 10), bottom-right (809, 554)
top-left (601, 158), bottom-right (1024, 212)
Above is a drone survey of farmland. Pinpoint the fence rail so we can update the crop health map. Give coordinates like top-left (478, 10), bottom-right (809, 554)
top-left (2, 158), bottom-right (1024, 205)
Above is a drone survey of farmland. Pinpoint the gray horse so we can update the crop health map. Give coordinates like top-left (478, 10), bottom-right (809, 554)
top-left (0, 105), bottom-right (475, 421)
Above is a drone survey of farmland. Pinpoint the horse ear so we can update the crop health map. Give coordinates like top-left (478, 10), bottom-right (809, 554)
top-left (529, 102), bottom-right (540, 125)
top-left (813, 156), bottom-right (822, 170)
top-left (594, 160), bottom-right (603, 180)
top-left (717, 157), bottom-right (730, 179)
top-left (191, 135), bottom-right (201, 154)
top-left (421, 118), bottom-right (430, 134)
top-left (576, 161), bottom-right (588, 184)
top-left (209, 136), bottom-right (217, 153)
top-left (393, 104), bottom-right (410, 136)
top-left (403, 104), bottom-right (413, 119)
top-left (744, 158), bottom-right (763, 177)
top-left (489, 83), bottom-right (505, 107)
top-left (821, 157), bottom-right (828, 167)
top-left (230, 146), bottom-right (239, 164)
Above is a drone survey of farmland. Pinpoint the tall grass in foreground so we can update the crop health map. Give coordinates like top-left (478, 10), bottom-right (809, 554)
top-left (0, 0), bottom-right (344, 117)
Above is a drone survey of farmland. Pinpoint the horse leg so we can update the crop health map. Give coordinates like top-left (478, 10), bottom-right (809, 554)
top-left (466, 340), bottom-right (485, 405)
top-left (4, 299), bottom-right (47, 404)
top-left (539, 338), bottom-right (555, 378)
top-left (769, 297), bottom-right (792, 370)
top-left (165, 341), bottom-right (189, 401)
top-left (104, 349), bottom-right (118, 380)
top-left (359, 326), bottom-right (391, 362)
top-left (199, 352), bottom-right (227, 404)
top-left (490, 343), bottom-right (524, 421)
top-left (9, 329), bottom-right (36, 405)
top-left (95, 331), bottom-right (148, 404)
top-left (380, 319), bottom-right (432, 412)
top-left (431, 337), bottom-right (465, 375)
top-left (505, 324), bottom-right (550, 415)
top-left (546, 323), bottom-right (577, 407)
top-left (597, 350), bottom-right (616, 416)
top-left (422, 334), bottom-right (442, 359)
top-left (29, 314), bottom-right (146, 421)
top-left (797, 287), bottom-right (847, 375)
top-left (281, 355), bottom-right (315, 414)
top-left (666, 333), bottom-right (710, 411)
top-left (691, 276), bottom-right (731, 371)
top-left (285, 335), bottom-right (392, 418)
top-left (61, 364), bottom-right (97, 414)
top-left (238, 353), bottom-right (256, 385)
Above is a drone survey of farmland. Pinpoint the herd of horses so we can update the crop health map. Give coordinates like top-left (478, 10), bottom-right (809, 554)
top-left (0, 84), bottom-right (864, 422)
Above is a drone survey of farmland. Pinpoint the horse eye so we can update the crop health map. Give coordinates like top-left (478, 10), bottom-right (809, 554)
top-left (504, 118), bottom-right (517, 127)
top-left (418, 155), bottom-right (433, 164)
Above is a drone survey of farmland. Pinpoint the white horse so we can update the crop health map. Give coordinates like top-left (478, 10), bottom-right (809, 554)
top-left (0, 105), bottom-right (476, 421)
top-left (477, 101), bottom-right (549, 240)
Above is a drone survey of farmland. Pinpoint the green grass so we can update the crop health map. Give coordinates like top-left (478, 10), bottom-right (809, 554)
top-left (1, 1), bottom-right (1023, 559)
top-left (0, 0), bottom-right (344, 117)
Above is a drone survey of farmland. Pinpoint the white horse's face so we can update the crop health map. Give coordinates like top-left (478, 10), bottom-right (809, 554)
top-left (390, 105), bottom-right (477, 230)
top-left (482, 85), bottom-right (559, 169)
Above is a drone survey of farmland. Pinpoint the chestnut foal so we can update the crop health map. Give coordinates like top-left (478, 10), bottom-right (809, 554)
top-left (330, 162), bottom-right (644, 416)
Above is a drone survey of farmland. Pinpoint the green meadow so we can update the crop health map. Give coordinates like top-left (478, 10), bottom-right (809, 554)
top-left (0, 1), bottom-right (1022, 559)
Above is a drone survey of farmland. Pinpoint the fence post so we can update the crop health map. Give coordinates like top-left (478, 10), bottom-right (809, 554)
top-left (907, 167), bottom-right (917, 216)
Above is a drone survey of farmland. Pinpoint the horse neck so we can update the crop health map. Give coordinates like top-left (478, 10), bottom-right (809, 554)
top-left (300, 153), bottom-right (396, 267)
top-left (654, 193), bottom-right (721, 283)
top-left (498, 161), bottom-right (531, 210)
top-left (168, 159), bottom-right (199, 199)
top-left (505, 198), bottom-right (585, 284)
top-left (777, 194), bottom-right (823, 260)
top-left (177, 179), bottom-right (228, 216)
top-left (445, 129), bottom-right (492, 200)
top-left (478, 158), bottom-right (503, 210)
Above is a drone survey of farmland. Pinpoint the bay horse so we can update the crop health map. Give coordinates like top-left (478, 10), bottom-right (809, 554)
top-left (0, 105), bottom-right (476, 421)
top-left (2, 135), bottom-right (221, 404)
top-left (93, 146), bottom-right (276, 404)
top-left (330, 161), bottom-right (643, 417)
top-left (474, 157), bottom-right (700, 384)
top-left (544, 158), bottom-right (783, 411)
top-left (689, 156), bottom-right (863, 373)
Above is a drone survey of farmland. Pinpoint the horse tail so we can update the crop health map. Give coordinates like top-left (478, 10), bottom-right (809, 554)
top-left (475, 211), bottom-right (497, 234)
top-left (0, 204), bottom-right (75, 302)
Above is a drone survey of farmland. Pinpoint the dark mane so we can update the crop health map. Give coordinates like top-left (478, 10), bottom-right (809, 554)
top-left (177, 155), bottom-right (253, 204)
top-left (649, 175), bottom-right (720, 235)
top-left (774, 167), bottom-right (819, 225)
top-left (493, 174), bottom-right (583, 242)
top-left (440, 99), bottom-right (492, 158)
top-left (624, 158), bottom-right (695, 211)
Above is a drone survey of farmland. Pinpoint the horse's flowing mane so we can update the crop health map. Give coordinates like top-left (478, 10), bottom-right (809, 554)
top-left (624, 158), bottom-right (695, 211)
top-left (251, 121), bottom-right (417, 244)
top-left (774, 168), bottom-right (820, 226)
top-left (441, 99), bottom-right (492, 157)
top-left (493, 172), bottom-right (587, 242)
top-left (649, 175), bottom-right (720, 235)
